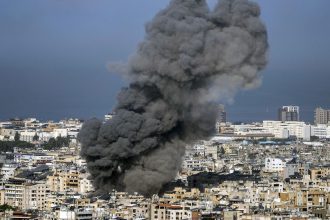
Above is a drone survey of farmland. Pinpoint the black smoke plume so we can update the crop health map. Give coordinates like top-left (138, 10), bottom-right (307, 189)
top-left (78, 0), bottom-right (268, 196)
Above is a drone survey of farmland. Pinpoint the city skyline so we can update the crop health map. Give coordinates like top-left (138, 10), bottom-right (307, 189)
top-left (1, 0), bottom-right (330, 122)
top-left (1, 114), bottom-right (330, 219)
top-left (1, 1), bottom-right (330, 219)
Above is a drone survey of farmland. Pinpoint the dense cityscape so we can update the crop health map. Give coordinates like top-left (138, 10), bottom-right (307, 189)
top-left (0, 105), bottom-right (330, 219)
top-left (1, 0), bottom-right (330, 219)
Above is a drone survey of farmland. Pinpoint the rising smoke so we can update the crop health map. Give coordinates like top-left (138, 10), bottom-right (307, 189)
top-left (78, 0), bottom-right (268, 196)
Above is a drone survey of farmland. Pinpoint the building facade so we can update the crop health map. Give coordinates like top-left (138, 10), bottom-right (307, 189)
top-left (314, 107), bottom-right (330, 125)
top-left (278, 106), bottom-right (300, 122)
top-left (264, 157), bottom-right (286, 172)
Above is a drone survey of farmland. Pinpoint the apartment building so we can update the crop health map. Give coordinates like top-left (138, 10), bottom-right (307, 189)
top-left (4, 178), bottom-right (26, 209)
top-left (24, 182), bottom-right (49, 210)
top-left (4, 179), bottom-right (50, 210)
top-left (311, 124), bottom-right (329, 139)
top-left (278, 106), bottom-right (300, 122)
top-left (150, 203), bottom-right (192, 220)
top-left (1, 163), bottom-right (18, 180)
top-left (264, 157), bottom-right (286, 172)
top-left (47, 168), bottom-right (80, 193)
top-left (314, 107), bottom-right (330, 125)
top-left (310, 166), bottom-right (330, 180)
top-left (263, 120), bottom-right (311, 140)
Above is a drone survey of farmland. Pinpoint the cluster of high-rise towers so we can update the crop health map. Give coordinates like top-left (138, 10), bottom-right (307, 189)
top-left (278, 105), bottom-right (330, 125)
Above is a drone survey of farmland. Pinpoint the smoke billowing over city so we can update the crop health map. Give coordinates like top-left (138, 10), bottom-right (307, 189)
top-left (78, 0), bottom-right (268, 196)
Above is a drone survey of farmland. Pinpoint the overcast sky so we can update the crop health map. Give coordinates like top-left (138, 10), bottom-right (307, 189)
top-left (1, 0), bottom-right (330, 122)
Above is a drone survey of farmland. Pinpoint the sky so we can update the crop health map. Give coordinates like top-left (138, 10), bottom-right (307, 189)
top-left (0, 0), bottom-right (330, 123)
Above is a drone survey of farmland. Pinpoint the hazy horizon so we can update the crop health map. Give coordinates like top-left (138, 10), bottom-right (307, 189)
top-left (1, 0), bottom-right (330, 123)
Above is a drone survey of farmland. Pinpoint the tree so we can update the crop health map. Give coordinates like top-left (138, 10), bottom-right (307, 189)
top-left (0, 204), bottom-right (15, 212)
top-left (33, 134), bottom-right (39, 142)
top-left (219, 146), bottom-right (225, 155)
top-left (43, 136), bottom-right (70, 150)
top-left (310, 136), bottom-right (319, 142)
top-left (0, 140), bottom-right (34, 152)
top-left (14, 132), bottom-right (20, 142)
top-left (248, 152), bottom-right (257, 160)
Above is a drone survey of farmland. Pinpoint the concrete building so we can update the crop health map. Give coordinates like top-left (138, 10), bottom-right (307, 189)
top-left (263, 120), bottom-right (311, 140)
top-left (4, 179), bottom-right (50, 210)
top-left (314, 107), bottom-right (330, 125)
top-left (105, 113), bottom-right (114, 121)
top-left (20, 130), bottom-right (37, 142)
top-left (264, 157), bottom-right (286, 172)
top-left (278, 106), bottom-right (300, 122)
top-left (309, 166), bottom-right (330, 180)
top-left (79, 174), bottom-right (94, 194)
top-left (150, 203), bottom-right (192, 220)
top-left (205, 145), bottom-right (218, 160)
top-left (1, 163), bottom-right (18, 180)
top-left (0, 127), bottom-right (16, 141)
top-left (47, 168), bottom-right (80, 193)
top-left (217, 104), bottom-right (226, 123)
top-left (23, 182), bottom-right (50, 210)
top-left (311, 124), bottom-right (329, 139)
top-left (14, 154), bottom-right (54, 165)
top-left (4, 178), bottom-right (26, 208)
top-left (232, 123), bottom-right (271, 137)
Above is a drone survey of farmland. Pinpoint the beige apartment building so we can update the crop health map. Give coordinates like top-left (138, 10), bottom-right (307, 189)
top-left (314, 107), bottom-right (330, 124)
top-left (23, 182), bottom-right (50, 210)
top-left (4, 178), bottom-right (49, 210)
top-left (310, 166), bottom-right (330, 180)
top-left (47, 168), bottom-right (93, 194)
top-left (47, 168), bottom-right (79, 192)
top-left (4, 179), bottom-right (25, 208)
top-left (150, 203), bottom-right (193, 220)
top-left (294, 188), bottom-right (329, 212)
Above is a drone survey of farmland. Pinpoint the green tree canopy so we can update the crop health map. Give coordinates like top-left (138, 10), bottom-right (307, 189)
top-left (14, 132), bottom-right (20, 142)
top-left (43, 136), bottom-right (70, 150)
top-left (0, 140), bottom-right (34, 152)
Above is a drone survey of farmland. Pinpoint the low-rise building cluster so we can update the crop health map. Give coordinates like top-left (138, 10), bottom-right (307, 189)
top-left (0, 116), bottom-right (330, 219)
top-left (0, 118), bottom-right (81, 143)
top-left (218, 120), bottom-right (330, 141)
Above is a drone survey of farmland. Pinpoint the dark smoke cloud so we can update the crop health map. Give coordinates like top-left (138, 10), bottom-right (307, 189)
top-left (78, 0), bottom-right (268, 196)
